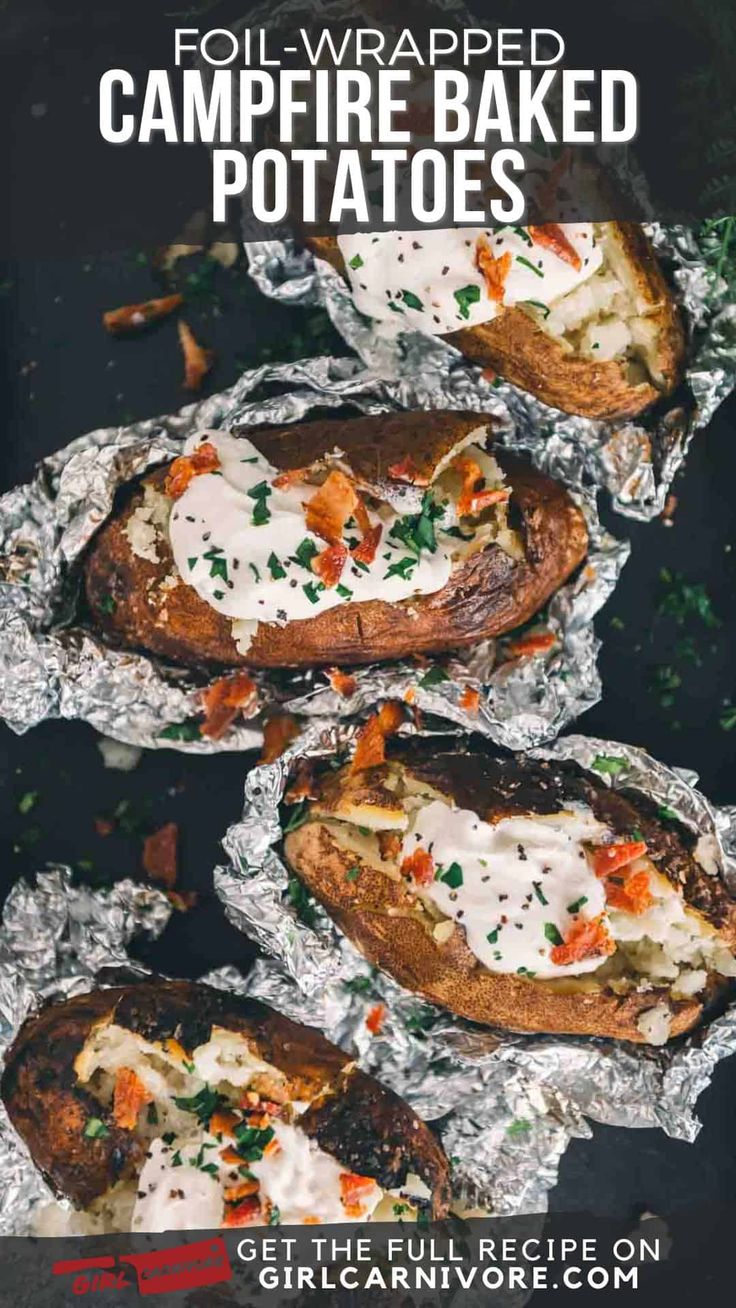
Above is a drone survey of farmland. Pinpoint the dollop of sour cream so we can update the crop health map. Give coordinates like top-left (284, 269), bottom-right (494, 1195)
top-left (250, 1120), bottom-right (382, 1225)
top-left (336, 226), bottom-right (602, 336)
top-left (168, 430), bottom-right (458, 626)
top-left (402, 800), bottom-right (611, 979)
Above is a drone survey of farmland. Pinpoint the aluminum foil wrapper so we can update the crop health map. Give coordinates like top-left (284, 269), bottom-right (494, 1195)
top-left (0, 867), bottom-right (171, 1235)
top-left (0, 357), bottom-right (626, 752)
top-left (215, 722), bottom-right (736, 1213)
top-left (246, 225), bottom-right (736, 521)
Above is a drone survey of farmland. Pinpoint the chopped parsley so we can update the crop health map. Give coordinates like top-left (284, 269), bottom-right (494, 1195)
top-left (287, 874), bottom-right (317, 926)
top-left (268, 1205), bottom-right (281, 1225)
top-left (657, 805), bottom-right (679, 822)
top-left (348, 253), bottom-right (364, 269)
top-left (249, 562), bottom-right (261, 583)
top-left (158, 718), bottom-right (202, 741)
top-left (345, 866), bottom-right (361, 882)
top-left (567, 896), bottom-right (588, 914)
top-left (438, 861), bottom-right (463, 889)
top-left (517, 966), bottom-right (536, 976)
top-left (233, 1122), bottom-right (275, 1162)
top-left (267, 552), bottom-right (286, 580)
top-left (506, 1118), bottom-right (532, 1138)
top-left (418, 665), bottom-right (450, 689)
top-left (591, 754), bottom-right (627, 777)
top-left (516, 255), bottom-right (544, 277)
top-left (282, 800), bottom-right (309, 833)
top-left (293, 538), bottom-right (318, 570)
top-left (401, 289), bottom-right (424, 311)
top-left (532, 881), bottom-right (548, 906)
top-left (98, 594), bottom-right (117, 615)
top-left (17, 791), bottom-right (38, 815)
top-left (343, 974), bottom-right (373, 994)
top-left (384, 556), bottom-right (416, 581)
top-left (247, 481), bottom-right (272, 526)
top-left (393, 1202), bottom-right (410, 1216)
top-left (657, 569), bottom-right (720, 629)
top-left (454, 284), bottom-right (481, 319)
top-left (544, 922), bottom-right (564, 946)
top-left (336, 583), bottom-right (353, 600)
top-left (204, 546), bottom-right (228, 583)
top-left (486, 927), bottom-right (501, 945)
top-left (388, 492), bottom-right (444, 558)
top-left (83, 1117), bottom-right (110, 1140)
top-left (172, 1084), bottom-right (227, 1126)
top-left (522, 299), bottom-right (551, 318)
top-left (147, 1102), bottom-right (159, 1126)
top-left (720, 704), bottom-right (736, 731)
top-left (187, 556), bottom-right (198, 571)
top-left (303, 580), bottom-right (323, 604)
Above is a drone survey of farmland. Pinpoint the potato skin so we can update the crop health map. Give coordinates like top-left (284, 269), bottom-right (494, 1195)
top-left (83, 412), bottom-right (588, 670)
top-left (306, 226), bottom-right (685, 421)
top-left (284, 743), bottom-right (736, 1042)
top-left (2, 978), bottom-right (450, 1216)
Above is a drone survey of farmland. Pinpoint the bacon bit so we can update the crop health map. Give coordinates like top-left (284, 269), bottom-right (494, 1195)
top-left (103, 293), bottom-right (183, 335)
top-left (340, 1172), bottom-right (378, 1210)
top-left (209, 1109), bottom-right (241, 1138)
top-left (475, 235), bottom-right (512, 304)
top-left (506, 630), bottom-right (557, 658)
top-left (166, 889), bottom-right (198, 912)
top-left (305, 470), bottom-right (359, 545)
top-left (661, 493), bottom-right (678, 526)
top-left (178, 320), bottom-right (214, 391)
top-left (220, 1146), bottom-right (244, 1166)
top-left (201, 671), bottom-right (258, 740)
top-left (353, 498), bottom-right (372, 537)
top-left (365, 1003), bottom-right (387, 1036)
top-left (589, 841), bottom-right (648, 879)
top-left (459, 686), bottom-right (481, 714)
top-left (404, 687), bottom-right (417, 705)
top-left (260, 713), bottom-right (300, 764)
top-left (162, 1037), bottom-right (189, 1064)
top-left (263, 1138), bottom-right (282, 1159)
top-left (351, 523), bottom-right (382, 566)
top-left (400, 846), bottom-right (435, 886)
top-left (142, 821), bottom-right (178, 889)
top-left (303, 1216), bottom-right (322, 1224)
top-left (222, 1196), bottom-right (262, 1227)
top-left (550, 915), bottom-right (616, 967)
top-left (481, 367), bottom-right (497, 384)
top-left (605, 868), bottom-right (654, 915)
top-left (387, 455), bottom-right (426, 485)
top-left (112, 1068), bottom-right (151, 1130)
top-left (378, 831), bottom-right (403, 861)
top-left (453, 454), bottom-right (510, 518)
top-left (273, 467), bottom-right (310, 489)
top-left (327, 667), bottom-right (358, 698)
top-left (312, 542), bottom-right (348, 588)
top-left (95, 816), bottom-right (115, 837)
top-left (165, 440), bottom-right (220, 499)
top-left (285, 759), bottom-right (316, 804)
top-left (224, 1178), bottom-right (260, 1202)
top-left (350, 702), bottom-right (405, 773)
top-left (528, 224), bottom-right (582, 271)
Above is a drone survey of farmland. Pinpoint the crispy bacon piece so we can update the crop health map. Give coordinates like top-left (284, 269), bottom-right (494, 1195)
top-left (459, 686), bottom-right (481, 714)
top-left (506, 631), bottom-right (557, 658)
top-left (273, 467), bottom-right (310, 489)
top-left (305, 470), bottom-right (359, 545)
top-left (260, 713), bottom-right (300, 764)
top-left (112, 1068), bottom-right (151, 1130)
top-left (162, 1037), bottom-right (188, 1064)
top-left (224, 1178), bottom-right (260, 1203)
top-left (327, 667), bottom-right (358, 698)
top-left (209, 1109), bottom-right (241, 1138)
top-left (605, 868), bottom-right (654, 915)
top-left (103, 293), bottom-right (184, 335)
top-left (453, 454), bottom-right (510, 518)
top-left (166, 889), bottom-right (198, 913)
top-left (220, 1146), bottom-right (244, 1166)
top-left (312, 542), bottom-right (348, 588)
top-left (550, 915), bottom-right (616, 967)
top-left (222, 1195), bottom-right (262, 1227)
top-left (350, 702), bottom-right (405, 773)
top-left (387, 455), bottom-right (427, 485)
top-left (201, 671), bottom-right (258, 740)
top-left (400, 846), bottom-right (435, 886)
top-left (178, 319), bottom-right (214, 391)
top-left (165, 441), bottom-right (220, 499)
top-left (284, 758), bottom-right (316, 804)
top-left (340, 1171), bottom-right (377, 1218)
top-left (589, 841), bottom-right (648, 879)
top-left (95, 816), bottom-right (115, 837)
top-left (351, 523), bottom-right (382, 565)
top-left (528, 224), bottom-right (582, 271)
top-left (142, 822), bottom-right (178, 889)
top-left (263, 1138), bottom-right (282, 1158)
top-left (378, 831), bottom-right (403, 861)
top-left (475, 235), bottom-right (512, 304)
top-left (365, 1003), bottom-right (387, 1036)
top-left (303, 1216), bottom-right (322, 1224)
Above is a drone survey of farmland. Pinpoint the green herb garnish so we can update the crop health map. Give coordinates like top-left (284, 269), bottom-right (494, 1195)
top-left (267, 552), bottom-right (286, 580)
top-left (345, 866), bottom-right (361, 882)
top-left (544, 922), bottom-right (564, 946)
top-left (507, 1118), bottom-right (532, 1138)
top-left (247, 481), bottom-right (272, 526)
top-left (303, 581), bottom-right (323, 604)
top-left (348, 253), bottom-right (364, 270)
top-left (293, 538), bottom-right (318, 570)
top-left (147, 1102), bottom-right (159, 1126)
top-left (98, 594), bottom-right (117, 615)
top-left (516, 255), bottom-right (544, 277)
top-left (401, 289), bottom-right (424, 310)
top-left (384, 556), bottom-right (416, 581)
top-left (172, 1084), bottom-right (227, 1127)
top-left (591, 755), bottom-right (627, 776)
top-left (532, 881), bottom-right (548, 906)
top-left (83, 1117), bottom-right (110, 1140)
top-left (419, 665), bottom-right (450, 689)
top-left (522, 299), bottom-right (551, 318)
top-left (438, 861), bottom-right (463, 889)
top-left (454, 284), bottom-right (481, 319)
top-left (567, 896), bottom-right (588, 915)
top-left (158, 718), bottom-right (202, 742)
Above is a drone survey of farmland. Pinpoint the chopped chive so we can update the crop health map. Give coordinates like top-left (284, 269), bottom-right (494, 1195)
top-left (516, 255), bottom-right (544, 277)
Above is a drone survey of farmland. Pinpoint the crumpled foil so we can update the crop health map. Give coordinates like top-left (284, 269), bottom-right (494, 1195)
top-left (0, 867), bottom-right (171, 1235)
top-left (0, 357), bottom-right (627, 751)
top-left (214, 721), bottom-right (736, 1209)
top-left (246, 225), bottom-right (736, 521)
top-left (0, 871), bottom-right (565, 1236)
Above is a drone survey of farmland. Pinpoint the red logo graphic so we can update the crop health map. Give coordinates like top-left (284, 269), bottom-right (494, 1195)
top-left (53, 1237), bottom-right (232, 1296)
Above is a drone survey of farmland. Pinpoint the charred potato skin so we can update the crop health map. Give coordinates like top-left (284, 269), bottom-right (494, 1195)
top-left (306, 227), bottom-right (685, 421)
top-left (1, 978), bottom-right (450, 1218)
top-left (284, 743), bottom-right (736, 1043)
top-left (83, 412), bottom-right (588, 670)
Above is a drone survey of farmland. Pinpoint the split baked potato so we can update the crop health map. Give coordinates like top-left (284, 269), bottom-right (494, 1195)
top-left (2, 978), bottom-right (450, 1233)
top-left (84, 410), bottom-right (588, 670)
top-left (307, 224), bottom-right (685, 421)
top-left (283, 734), bottom-right (736, 1043)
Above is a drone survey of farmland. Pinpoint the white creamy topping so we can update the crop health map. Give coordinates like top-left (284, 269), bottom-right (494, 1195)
top-left (250, 1119), bottom-right (382, 1225)
top-left (336, 225), bottom-right (602, 337)
top-left (191, 1027), bottom-right (274, 1087)
top-left (402, 800), bottom-right (610, 979)
top-left (132, 1137), bottom-right (224, 1233)
top-left (168, 430), bottom-right (460, 626)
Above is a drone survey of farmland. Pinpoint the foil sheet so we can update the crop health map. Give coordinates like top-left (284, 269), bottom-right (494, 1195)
top-left (0, 357), bottom-right (627, 752)
top-left (246, 225), bottom-right (736, 521)
top-left (214, 721), bottom-right (736, 1210)
top-left (0, 872), bottom-right (566, 1236)
top-left (0, 868), bottom-right (171, 1235)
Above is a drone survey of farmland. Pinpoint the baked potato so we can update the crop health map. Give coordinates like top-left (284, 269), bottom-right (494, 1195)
top-left (84, 410), bottom-right (588, 670)
top-left (283, 734), bottom-right (736, 1043)
top-left (2, 978), bottom-right (450, 1234)
top-left (306, 224), bottom-right (685, 421)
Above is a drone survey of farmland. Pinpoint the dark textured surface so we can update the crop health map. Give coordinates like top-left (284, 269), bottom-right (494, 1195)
top-left (0, 247), bottom-right (734, 1224)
